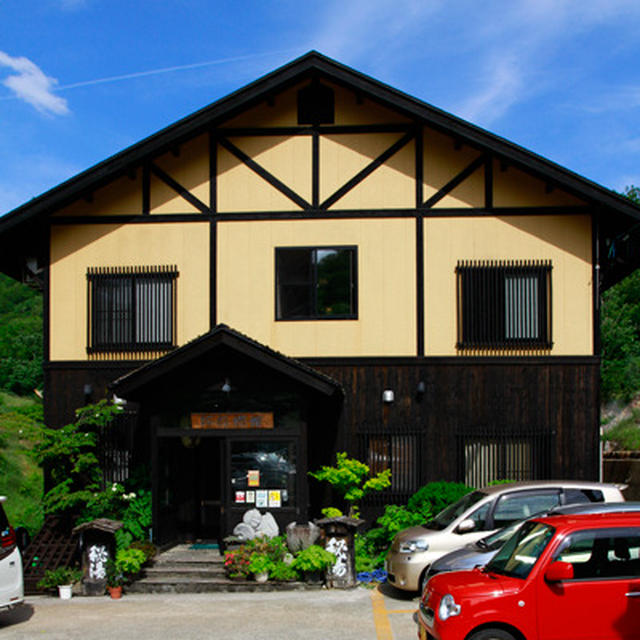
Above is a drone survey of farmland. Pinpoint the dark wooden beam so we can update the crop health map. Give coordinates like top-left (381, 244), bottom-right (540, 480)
top-left (218, 137), bottom-right (311, 210)
top-left (312, 129), bottom-right (319, 208)
top-left (423, 155), bottom-right (485, 208)
top-left (142, 164), bottom-right (150, 215)
top-left (320, 130), bottom-right (415, 210)
top-left (218, 124), bottom-right (412, 137)
top-left (150, 163), bottom-right (211, 214)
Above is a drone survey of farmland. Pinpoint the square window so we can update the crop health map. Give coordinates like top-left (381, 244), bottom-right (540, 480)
top-left (456, 260), bottom-right (552, 349)
top-left (275, 247), bottom-right (357, 320)
top-left (87, 266), bottom-right (178, 353)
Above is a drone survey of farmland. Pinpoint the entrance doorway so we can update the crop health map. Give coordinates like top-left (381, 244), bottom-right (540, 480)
top-left (157, 437), bottom-right (223, 543)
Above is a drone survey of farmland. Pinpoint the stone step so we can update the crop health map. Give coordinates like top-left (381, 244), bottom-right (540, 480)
top-left (127, 577), bottom-right (321, 594)
top-left (142, 566), bottom-right (226, 580)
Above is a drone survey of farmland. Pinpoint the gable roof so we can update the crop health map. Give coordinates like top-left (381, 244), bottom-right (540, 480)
top-left (1, 51), bottom-right (640, 284)
top-left (110, 324), bottom-right (343, 400)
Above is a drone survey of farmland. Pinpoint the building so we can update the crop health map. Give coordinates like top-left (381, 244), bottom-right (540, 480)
top-left (1, 52), bottom-right (639, 544)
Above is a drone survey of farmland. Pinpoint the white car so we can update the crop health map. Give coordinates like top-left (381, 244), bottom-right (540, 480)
top-left (0, 497), bottom-right (23, 611)
top-left (385, 481), bottom-right (626, 593)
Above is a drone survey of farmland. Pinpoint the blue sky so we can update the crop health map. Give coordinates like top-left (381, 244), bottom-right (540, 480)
top-left (2, 0), bottom-right (640, 215)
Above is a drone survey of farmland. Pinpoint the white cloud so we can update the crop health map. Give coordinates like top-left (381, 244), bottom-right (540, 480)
top-left (0, 51), bottom-right (69, 115)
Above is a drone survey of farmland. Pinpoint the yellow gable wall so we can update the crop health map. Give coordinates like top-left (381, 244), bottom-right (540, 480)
top-left (424, 215), bottom-right (593, 356)
top-left (150, 135), bottom-right (210, 214)
top-left (49, 222), bottom-right (210, 360)
top-left (217, 219), bottom-right (416, 357)
top-left (54, 174), bottom-right (143, 216)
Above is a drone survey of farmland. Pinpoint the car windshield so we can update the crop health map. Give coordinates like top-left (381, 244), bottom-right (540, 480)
top-left (486, 520), bottom-right (555, 579)
top-left (424, 491), bottom-right (486, 531)
top-left (478, 519), bottom-right (526, 551)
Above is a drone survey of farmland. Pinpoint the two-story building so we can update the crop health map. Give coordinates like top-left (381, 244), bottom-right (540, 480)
top-left (1, 52), bottom-right (640, 544)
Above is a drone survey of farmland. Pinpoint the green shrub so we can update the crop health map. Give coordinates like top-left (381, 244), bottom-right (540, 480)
top-left (603, 414), bottom-right (640, 451)
top-left (37, 566), bottom-right (82, 589)
top-left (407, 481), bottom-right (473, 518)
top-left (292, 544), bottom-right (336, 573)
top-left (248, 553), bottom-right (275, 575)
top-left (309, 452), bottom-right (391, 518)
top-left (128, 539), bottom-right (157, 561)
top-left (270, 560), bottom-right (299, 581)
top-left (115, 547), bottom-right (146, 576)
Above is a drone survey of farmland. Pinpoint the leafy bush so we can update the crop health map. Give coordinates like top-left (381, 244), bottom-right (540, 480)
top-left (37, 566), bottom-right (82, 589)
top-left (128, 539), bottom-right (157, 562)
top-left (603, 412), bottom-right (640, 451)
top-left (309, 452), bottom-right (391, 518)
top-left (292, 544), bottom-right (336, 573)
top-left (115, 547), bottom-right (146, 575)
top-left (354, 481), bottom-right (475, 571)
top-left (248, 553), bottom-right (275, 575)
top-left (270, 560), bottom-right (298, 581)
top-left (407, 481), bottom-right (473, 518)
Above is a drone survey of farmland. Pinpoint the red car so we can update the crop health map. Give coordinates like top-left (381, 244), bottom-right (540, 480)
top-left (418, 511), bottom-right (640, 640)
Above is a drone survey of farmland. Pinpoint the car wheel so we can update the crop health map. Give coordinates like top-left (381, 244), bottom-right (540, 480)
top-left (467, 629), bottom-right (517, 640)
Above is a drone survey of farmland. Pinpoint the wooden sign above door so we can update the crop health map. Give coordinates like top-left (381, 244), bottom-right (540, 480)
top-left (191, 412), bottom-right (274, 430)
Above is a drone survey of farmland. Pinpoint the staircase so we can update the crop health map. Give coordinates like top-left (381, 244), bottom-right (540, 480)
top-left (128, 544), bottom-right (317, 593)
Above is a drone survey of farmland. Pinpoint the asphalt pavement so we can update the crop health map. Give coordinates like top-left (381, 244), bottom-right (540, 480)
top-left (0, 585), bottom-right (420, 640)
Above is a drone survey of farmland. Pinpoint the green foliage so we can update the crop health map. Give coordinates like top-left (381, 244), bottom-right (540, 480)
top-left (0, 274), bottom-right (42, 395)
top-left (321, 507), bottom-right (343, 518)
top-left (600, 186), bottom-right (640, 403)
top-left (105, 559), bottom-right (126, 587)
top-left (603, 410), bottom-right (640, 450)
top-left (115, 547), bottom-right (146, 575)
top-left (269, 560), bottom-right (299, 581)
top-left (309, 452), bottom-right (391, 517)
top-left (31, 400), bottom-right (122, 515)
top-left (37, 566), bottom-right (82, 589)
top-left (128, 539), bottom-right (158, 562)
top-left (0, 393), bottom-right (44, 535)
top-left (248, 552), bottom-right (275, 575)
top-left (292, 544), bottom-right (336, 572)
top-left (354, 481), bottom-right (475, 571)
top-left (407, 481), bottom-right (473, 518)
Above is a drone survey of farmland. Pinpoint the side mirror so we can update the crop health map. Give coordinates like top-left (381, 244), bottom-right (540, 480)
top-left (15, 526), bottom-right (30, 552)
top-left (545, 561), bottom-right (573, 582)
top-left (456, 519), bottom-right (476, 534)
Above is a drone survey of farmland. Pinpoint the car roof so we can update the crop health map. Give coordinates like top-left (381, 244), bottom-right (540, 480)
top-left (547, 502), bottom-right (640, 516)
top-left (0, 497), bottom-right (5, 503)
top-left (535, 511), bottom-right (640, 530)
top-left (477, 481), bottom-right (625, 496)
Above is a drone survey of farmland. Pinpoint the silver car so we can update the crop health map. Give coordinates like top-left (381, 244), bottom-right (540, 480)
top-left (385, 481), bottom-right (626, 593)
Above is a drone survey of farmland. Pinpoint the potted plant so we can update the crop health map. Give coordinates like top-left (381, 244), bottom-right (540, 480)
top-left (105, 559), bottom-right (125, 599)
top-left (248, 552), bottom-right (275, 583)
top-left (37, 566), bottom-right (83, 599)
top-left (292, 545), bottom-right (336, 583)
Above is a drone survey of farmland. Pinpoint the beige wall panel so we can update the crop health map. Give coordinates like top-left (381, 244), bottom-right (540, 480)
top-left (493, 161), bottom-right (586, 207)
top-left (424, 215), bottom-right (593, 356)
top-left (423, 128), bottom-right (483, 206)
top-left (217, 145), bottom-right (303, 212)
top-left (220, 81), bottom-right (409, 129)
top-left (434, 166), bottom-right (485, 209)
top-left (221, 83), bottom-right (304, 128)
top-left (217, 219), bottom-right (416, 357)
top-left (230, 136), bottom-right (312, 203)
top-left (320, 133), bottom-right (411, 204)
top-left (328, 141), bottom-right (415, 209)
top-left (54, 175), bottom-right (143, 217)
top-left (151, 135), bottom-right (210, 214)
top-left (331, 84), bottom-right (411, 125)
top-left (49, 222), bottom-right (209, 361)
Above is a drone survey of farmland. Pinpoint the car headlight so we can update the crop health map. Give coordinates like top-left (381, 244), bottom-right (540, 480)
top-left (438, 594), bottom-right (461, 621)
top-left (399, 539), bottom-right (429, 553)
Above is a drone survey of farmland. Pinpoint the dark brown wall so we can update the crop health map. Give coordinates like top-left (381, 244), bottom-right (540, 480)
top-left (308, 357), bottom-right (601, 484)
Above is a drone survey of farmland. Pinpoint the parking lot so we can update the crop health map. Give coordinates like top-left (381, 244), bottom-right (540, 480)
top-left (0, 586), bottom-right (420, 640)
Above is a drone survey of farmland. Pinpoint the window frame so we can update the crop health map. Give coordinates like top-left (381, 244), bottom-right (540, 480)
top-left (86, 265), bottom-right (178, 354)
top-left (274, 246), bottom-right (358, 321)
top-left (456, 259), bottom-right (552, 350)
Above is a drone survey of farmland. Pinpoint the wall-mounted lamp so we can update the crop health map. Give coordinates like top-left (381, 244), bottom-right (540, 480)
top-left (382, 389), bottom-right (395, 403)
top-left (83, 384), bottom-right (93, 403)
top-left (416, 381), bottom-right (426, 400)
top-left (221, 378), bottom-right (232, 394)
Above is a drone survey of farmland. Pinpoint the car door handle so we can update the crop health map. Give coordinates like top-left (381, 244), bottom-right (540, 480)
top-left (625, 592), bottom-right (640, 597)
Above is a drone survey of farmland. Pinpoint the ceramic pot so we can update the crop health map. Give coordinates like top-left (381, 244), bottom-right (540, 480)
top-left (58, 585), bottom-right (72, 600)
top-left (107, 586), bottom-right (123, 599)
top-left (254, 572), bottom-right (269, 583)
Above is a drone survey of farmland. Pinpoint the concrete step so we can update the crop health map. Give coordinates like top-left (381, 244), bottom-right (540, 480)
top-left (142, 566), bottom-right (227, 580)
top-left (127, 577), bottom-right (321, 594)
